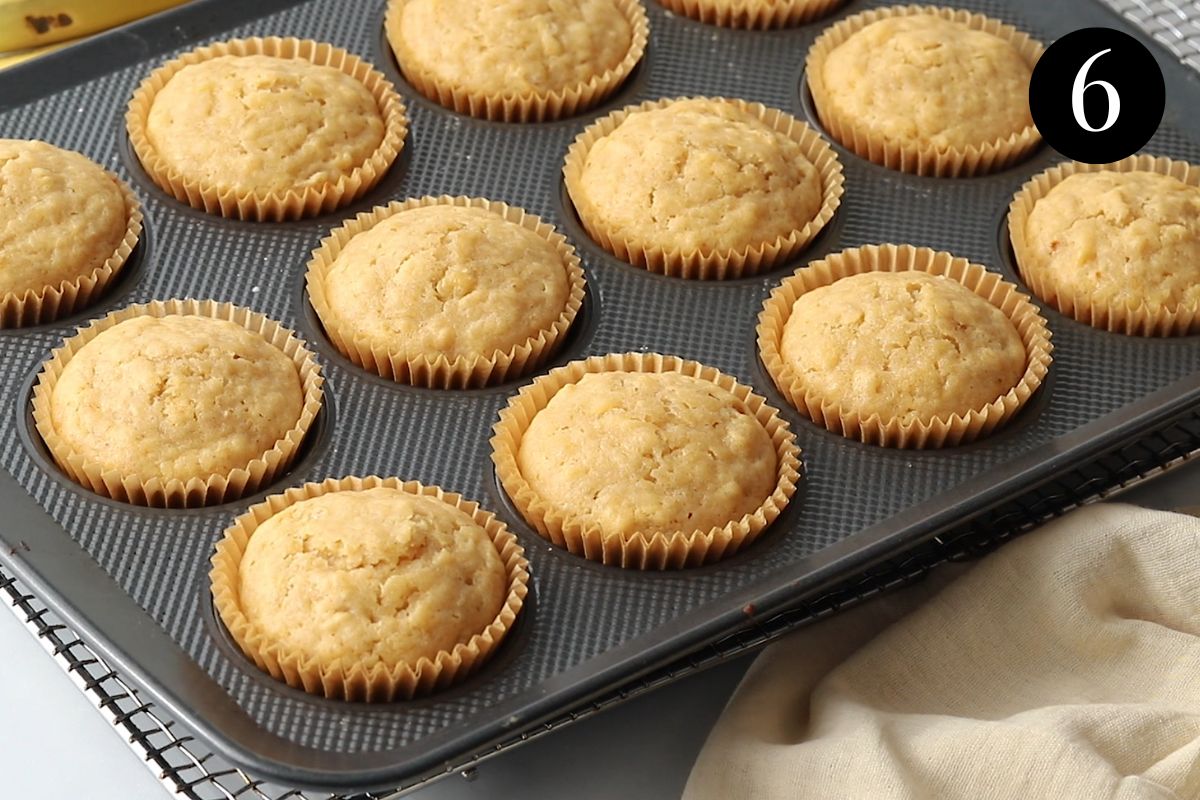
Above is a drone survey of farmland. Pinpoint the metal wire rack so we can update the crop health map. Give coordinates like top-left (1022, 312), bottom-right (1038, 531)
top-left (1110, 0), bottom-right (1200, 71)
top-left (3, 1), bottom-right (1200, 797)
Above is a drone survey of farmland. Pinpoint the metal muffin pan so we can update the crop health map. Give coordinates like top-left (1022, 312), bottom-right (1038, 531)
top-left (2, 0), bottom-right (1200, 791)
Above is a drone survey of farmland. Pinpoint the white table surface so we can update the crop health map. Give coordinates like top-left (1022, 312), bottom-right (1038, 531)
top-left (3, 458), bottom-right (1197, 800)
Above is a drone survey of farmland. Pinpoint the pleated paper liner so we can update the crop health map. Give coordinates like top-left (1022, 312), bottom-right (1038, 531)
top-left (805, 5), bottom-right (1044, 177)
top-left (31, 299), bottom-right (324, 508)
top-left (306, 196), bottom-right (587, 389)
top-left (657, 0), bottom-right (845, 29)
top-left (125, 37), bottom-right (408, 221)
top-left (491, 352), bottom-right (802, 570)
top-left (1, 175), bottom-right (142, 328)
top-left (1008, 154), bottom-right (1200, 337)
top-left (209, 476), bottom-right (530, 701)
top-left (563, 97), bottom-right (845, 279)
top-left (758, 244), bottom-right (1053, 448)
top-left (384, 0), bottom-right (649, 122)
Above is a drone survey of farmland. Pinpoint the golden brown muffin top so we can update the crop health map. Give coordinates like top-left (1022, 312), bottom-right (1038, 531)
top-left (1023, 171), bottom-right (1200, 312)
top-left (238, 488), bottom-right (507, 668)
top-left (780, 271), bottom-right (1027, 424)
top-left (321, 205), bottom-right (570, 360)
top-left (820, 15), bottom-right (1033, 151)
top-left (516, 371), bottom-right (778, 538)
top-left (572, 99), bottom-right (823, 255)
top-left (392, 0), bottom-right (633, 96)
top-left (0, 139), bottom-right (127, 297)
top-left (145, 55), bottom-right (383, 194)
top-left (49, 315), bottom-right (303, 483)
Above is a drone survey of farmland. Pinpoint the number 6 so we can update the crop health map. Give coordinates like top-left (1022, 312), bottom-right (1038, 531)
top-left (1072, 48), bottom-right (1120, 133)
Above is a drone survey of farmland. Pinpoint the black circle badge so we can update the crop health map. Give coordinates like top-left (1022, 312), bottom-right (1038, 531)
top-left (1029, 27), bottom-right (1165, 163)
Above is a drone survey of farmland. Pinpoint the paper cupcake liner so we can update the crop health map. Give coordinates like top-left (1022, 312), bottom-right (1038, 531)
top-left (657, 0), bottom-right (844, 29)
top-left (31, 299), bottom-right (324, 507)
top-left (384, 0), bottom-right (649, 122)
top-left (306, 196), bottom-right (587, 389)
top-left (1008, 154), bottom-right (1200, 337)
top-left (563, 97), bottom-right (845, 279)
top-left (0, 175), bottom-right (142, 328)
top-left (210, 476), bottom-right (530, 701)
top-left (806, 5), bottom-right (1044, 177)
top-left (758, 244), bottom-right (1053, 448)
top-left (491, 352), bottom-right (802, 569)
top-left (126, 37), bottom-right (408, 221)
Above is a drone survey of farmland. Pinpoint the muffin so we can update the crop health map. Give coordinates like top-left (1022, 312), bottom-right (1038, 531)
top-left (564, 97), bottom-right (843, 279)
top-left (806, 7), bottom-right (1043, 176)
top-left (759, 245), bottom-right (1052, 448)
top-left (307, 197), bottom-right (586, 388)
top-left (31, 300), bottom-right (323, 507)
top-left (0, 139), bottom-right (142, 327)
top-left (657, 0), bottom-right (844, 29)
top-left (1009, 156), bottom-right (1200, 336)
top-left (385, 0), bottom-right (648, 121)
top-left (210, 477), bottom-right (528, 701)
top-left (784, 272), bottom-right (1025, 420)
top-left (126, 38), bottom-right (407, 221)
top-left (492, 353), bottom-right (801, 569)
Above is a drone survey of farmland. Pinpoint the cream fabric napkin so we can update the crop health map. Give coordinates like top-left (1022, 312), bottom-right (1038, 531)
top-left (684, 504), bottom-right (1200, 800)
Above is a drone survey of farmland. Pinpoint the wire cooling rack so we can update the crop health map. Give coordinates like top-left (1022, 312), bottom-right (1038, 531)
top-left (1109, 0), bottom-right (1200, 70)
top-left (4, 1), bottom-right (1200, 798)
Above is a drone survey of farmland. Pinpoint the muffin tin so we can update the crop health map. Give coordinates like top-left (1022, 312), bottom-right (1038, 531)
top-left (2, 0), bottom-right (1200, 792)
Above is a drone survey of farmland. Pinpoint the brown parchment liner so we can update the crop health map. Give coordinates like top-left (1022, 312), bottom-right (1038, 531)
top-left (491, 353), bottom-right (802, 570)
top-left (758, 244), bottom-right (1053, 448)
top-left (306, 196), bottom-right (587, 389)
top-left (384, 0), bottom-right (649, 122)
top-left (0, 175), bottom-right (143, 328)
top-left (31, 299), bottom-right (324, 508)
top-left (657, 0), bottom-right (845, 30)
top-left (805, 5), bottom-right (1044, 177)
top-left (209, 476), bottom-right (529, 701)
top-left (125, 37), bottom-right (408, 221)
top-left (1008, 154), bottom-right (1200, 337)
top-left (563, 96), bottom-right (845, 280)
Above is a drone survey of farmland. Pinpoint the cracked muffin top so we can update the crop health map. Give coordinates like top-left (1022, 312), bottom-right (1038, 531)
top-left (236, 487), bottom-right (507, 669)
top-left (569, 98), bottom-right (823, 255)
top-left (0, 139), bottom-right (129, 297)
top-left (779, 271), bottom-right (1027, 424)
top-left (1021, 170), bottom-right (1200, 314)
top-left (144, 54), bottom-right (384, 195)
top-left (318, 204), bottom-right (572, 362)
top-left (388, 0), bottom-right (634, 97)
top-left (515, 371), bottom-right (778, 539)
top-left (48, 314), bottom-right (303, 483)
top-left (819, 14), bottom-right (1033, 152)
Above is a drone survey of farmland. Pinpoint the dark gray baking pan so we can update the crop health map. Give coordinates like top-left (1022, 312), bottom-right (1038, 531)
top-left (1, 0), bottom-right (1198, 791)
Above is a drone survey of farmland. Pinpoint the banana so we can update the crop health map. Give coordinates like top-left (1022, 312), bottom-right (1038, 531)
top-left (0, 0), bottom-right (189, 52)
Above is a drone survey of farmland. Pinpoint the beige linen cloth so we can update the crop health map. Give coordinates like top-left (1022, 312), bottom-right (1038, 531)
top-left (684, 504), bottom-right (1200, 800)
